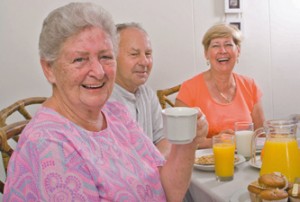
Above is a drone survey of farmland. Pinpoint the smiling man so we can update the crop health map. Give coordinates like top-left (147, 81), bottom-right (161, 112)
top-left (109, 23), bottom-right (171, 158)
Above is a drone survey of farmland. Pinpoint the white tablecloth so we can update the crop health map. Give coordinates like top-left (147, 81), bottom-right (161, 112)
top-left (187, 159), bottom-right (260, 202)
top-left (186, 138), bottom-right (300, 202)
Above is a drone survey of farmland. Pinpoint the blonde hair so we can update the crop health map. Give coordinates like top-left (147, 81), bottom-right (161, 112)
top-left (202, 23), bottom-right (242, 51)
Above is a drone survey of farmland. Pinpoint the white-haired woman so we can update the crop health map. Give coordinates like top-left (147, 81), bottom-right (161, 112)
top-left (4, 2), bottom-right (207, 201)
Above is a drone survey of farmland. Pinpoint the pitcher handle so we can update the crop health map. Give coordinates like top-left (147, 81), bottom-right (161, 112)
top-left (251, 127), bottom-right (265, 164)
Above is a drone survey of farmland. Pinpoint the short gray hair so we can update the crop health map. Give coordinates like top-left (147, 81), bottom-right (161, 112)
top-left (116, 22), bottom-right (147, 34)
top-left (115, 22), bottom-right (148, 47)
top-left (39, 2), bottom-right (117, 63)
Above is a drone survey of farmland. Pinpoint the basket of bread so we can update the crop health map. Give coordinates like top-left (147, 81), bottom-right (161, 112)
top-left (247, 172), bottom-right (300, 202)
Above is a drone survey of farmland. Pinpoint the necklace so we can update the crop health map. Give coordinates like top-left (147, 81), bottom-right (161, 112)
top-left (218, 91), bottom-right (232, 103)
top-left (214, 81), bottom-right (236, 103)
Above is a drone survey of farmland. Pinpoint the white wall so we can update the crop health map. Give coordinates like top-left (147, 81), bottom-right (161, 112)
top-left (1, 0), bottom-right (300, 199)
top-left (0, 0), bottom-right (199, 108)
top-left (2, 0), bottom-right (300, 118)
top-left (269, 0), bottom-right (300, 117)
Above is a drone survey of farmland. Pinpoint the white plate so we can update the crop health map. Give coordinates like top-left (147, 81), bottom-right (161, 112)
top-left (249, 156), bottom-right (262, 169)
top-left (194, 149), bottom-right (246, 171)
top-left (230, 189), bottom-right (251, 202)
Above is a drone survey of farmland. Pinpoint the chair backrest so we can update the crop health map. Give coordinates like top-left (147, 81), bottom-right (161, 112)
top-left (0, 97), bottom-right (46, 194)
top-left (0, 97), bottom-right (47, 127)
top-left (157, 84), bottom-right (181, 109)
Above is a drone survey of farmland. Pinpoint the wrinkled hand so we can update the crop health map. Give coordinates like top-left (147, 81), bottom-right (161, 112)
top-left (193, 107), bottom-right (208, 144)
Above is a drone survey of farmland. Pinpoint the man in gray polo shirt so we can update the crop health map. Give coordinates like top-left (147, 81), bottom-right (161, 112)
top-left (109, 22), bottom-right (171, 158)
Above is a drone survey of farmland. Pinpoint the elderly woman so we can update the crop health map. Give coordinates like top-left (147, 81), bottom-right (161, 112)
top-left (3, 2), bottom-right (208, 201)
top-left (176, 23), bottom-right (265, 148)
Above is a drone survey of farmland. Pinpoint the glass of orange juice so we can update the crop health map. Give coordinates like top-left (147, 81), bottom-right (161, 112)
top-left (213, 134), bottom-right (235, 181)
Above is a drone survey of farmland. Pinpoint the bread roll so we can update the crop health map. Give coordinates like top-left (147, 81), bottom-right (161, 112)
top-left (248, 180), bottom-right (264, 202)
top-left (260, 189), bottom-right (288, 201)
top-left (258, 172), bottom-right (287, 189)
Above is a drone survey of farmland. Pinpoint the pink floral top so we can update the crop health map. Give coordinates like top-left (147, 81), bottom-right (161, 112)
top-left (4, 101), bottom-right (166, 201)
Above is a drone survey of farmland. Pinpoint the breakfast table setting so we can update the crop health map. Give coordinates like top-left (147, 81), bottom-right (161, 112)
top-left (186, 149), bottom-right (261, 202)
top-left (185, 119), bottom-right (300, 202)
top-left (162, 109), bottom-right (300, 202)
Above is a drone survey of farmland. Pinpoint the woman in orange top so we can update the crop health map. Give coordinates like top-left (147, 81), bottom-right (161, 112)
top-left (176, 23), bottom-right (265, 148)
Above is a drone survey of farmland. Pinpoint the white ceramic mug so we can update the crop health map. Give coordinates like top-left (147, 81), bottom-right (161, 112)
top-left (162, 107), bottom-right (198, 144)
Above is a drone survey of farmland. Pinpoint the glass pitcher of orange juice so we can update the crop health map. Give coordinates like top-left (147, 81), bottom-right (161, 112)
top-left (251, 119), bottom-right (300, 182)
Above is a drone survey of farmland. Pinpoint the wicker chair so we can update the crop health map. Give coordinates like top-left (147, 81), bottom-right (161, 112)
top-left (0, 97), bottom-right (46, 194)
top-left (157, 84), bottom-right (181, 109)
top-left (0, 97), bottom-right (47, 127)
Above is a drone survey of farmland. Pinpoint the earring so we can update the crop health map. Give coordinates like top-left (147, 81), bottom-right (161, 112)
top-left (206, 60), bottom-right (210, 66)
top-left (236, 58), bottom-right (239, 64)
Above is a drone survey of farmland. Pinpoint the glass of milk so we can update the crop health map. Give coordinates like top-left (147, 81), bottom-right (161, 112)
top-left (234, 122), bottom-right (254, 160)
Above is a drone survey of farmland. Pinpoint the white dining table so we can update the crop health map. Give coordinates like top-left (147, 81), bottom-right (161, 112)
top-left (185, 154), bottom-right (261, 202)
top-left (186, 137), bottom-right (300, 202)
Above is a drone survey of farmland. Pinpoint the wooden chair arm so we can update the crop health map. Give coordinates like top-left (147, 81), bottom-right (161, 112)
top-left (157, 85), bottom-right (181, 109)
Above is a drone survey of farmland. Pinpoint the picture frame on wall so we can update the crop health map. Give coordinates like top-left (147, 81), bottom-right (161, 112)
top-left (224, 0), bottom-right (243, 13)
top-left (229, 21), bottom-right (242, 31)
top-left (226, 18), bottom-right (243, 32)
